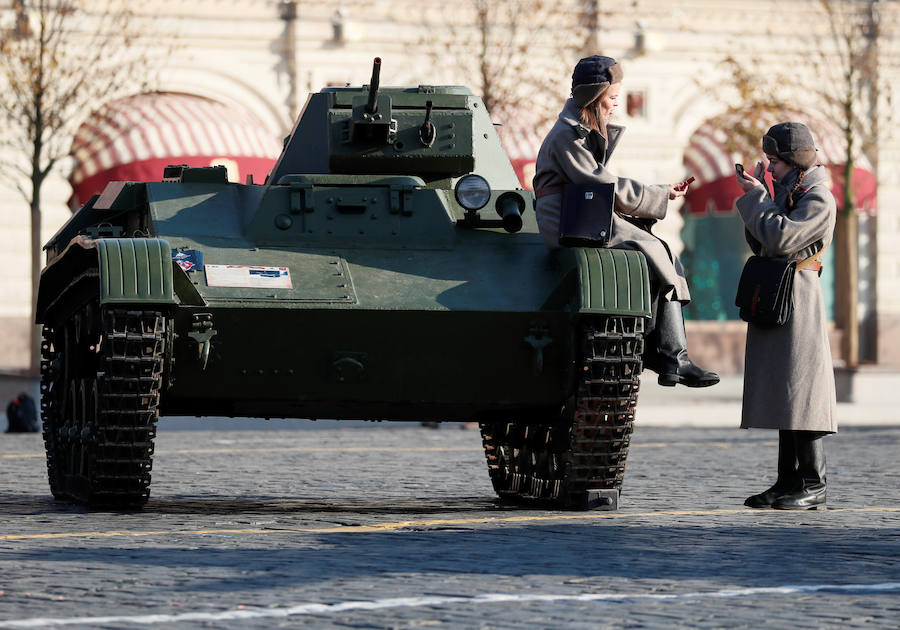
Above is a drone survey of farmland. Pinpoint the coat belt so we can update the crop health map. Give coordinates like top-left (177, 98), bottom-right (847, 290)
top-left (535, 185), bottom-right (564, 198)
top-left (797, 259), bottom-right (822, 272)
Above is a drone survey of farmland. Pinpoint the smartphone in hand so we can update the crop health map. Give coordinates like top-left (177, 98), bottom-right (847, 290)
top-left (735, 163), bottom-right (745, 178)
top-left (676, 176), bottom-right (695, 191)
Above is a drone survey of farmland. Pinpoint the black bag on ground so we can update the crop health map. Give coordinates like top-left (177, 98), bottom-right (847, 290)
top-left (559, 182), bottom-right (615, 247)
top-left (735, 256), bottom-right (796, 326)
top-left (6, 392), bottom-right (39, 433)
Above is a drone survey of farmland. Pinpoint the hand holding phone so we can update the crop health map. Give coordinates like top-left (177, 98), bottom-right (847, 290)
top-left (753, 161), bottom-right (766, 180)
top-left (675, 176), bottom-right (695, 191)
top-left (735, 162), bottom-right (763, 193)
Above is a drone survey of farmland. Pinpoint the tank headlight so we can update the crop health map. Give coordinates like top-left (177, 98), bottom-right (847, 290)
top-left (454, 174), bottom-right (491, 211)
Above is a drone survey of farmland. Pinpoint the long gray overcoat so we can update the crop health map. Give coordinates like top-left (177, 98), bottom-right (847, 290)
top-left (533, 99), bottom-right (691, 302)
top-left (736, 165), bottom-right (837, 432)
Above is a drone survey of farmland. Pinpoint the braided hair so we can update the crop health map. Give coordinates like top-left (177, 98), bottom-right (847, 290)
top-left (787, 168), bottom-right (807, 211)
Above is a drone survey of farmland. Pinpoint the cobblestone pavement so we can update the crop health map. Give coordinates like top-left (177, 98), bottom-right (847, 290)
top-left (1, 424), bottom-right (898, 629)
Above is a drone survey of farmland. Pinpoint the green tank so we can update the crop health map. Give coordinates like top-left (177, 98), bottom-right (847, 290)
top-left (36, 59), bottom-right (651, 510)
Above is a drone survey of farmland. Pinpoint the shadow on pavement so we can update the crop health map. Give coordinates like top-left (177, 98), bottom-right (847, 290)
top-left (5, 522), bottom-right (898, 592)
top-left (0, 493), bottom-right (503, 517)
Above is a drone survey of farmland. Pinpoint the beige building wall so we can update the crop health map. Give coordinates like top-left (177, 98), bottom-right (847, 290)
top-left (1, 0), bottom-right (897, 372)
top-left (876, 138), bottom-right (900, 365)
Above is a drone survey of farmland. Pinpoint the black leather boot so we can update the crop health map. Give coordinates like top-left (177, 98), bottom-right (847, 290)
top-left (744, 430), bottom-right (799, 508)
top-left (654, 301), bottom-right (720, 387)
top-left (641, 295), bottom-right (663, 374)
top-left (773, 431), bottom-right (827, 510)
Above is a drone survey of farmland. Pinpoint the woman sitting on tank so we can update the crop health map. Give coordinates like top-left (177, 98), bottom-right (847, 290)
top-left (532, 55), bottom-right (718, 388)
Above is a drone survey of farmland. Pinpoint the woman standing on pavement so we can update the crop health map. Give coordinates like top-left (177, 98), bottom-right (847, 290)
top-left (735, 122), bottom-right (837, 510)
top-left (533, 55), bottom-right (719, 388)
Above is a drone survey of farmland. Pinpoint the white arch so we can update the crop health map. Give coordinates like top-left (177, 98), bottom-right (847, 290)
top-left (152, 64), bottom-right (291, 137)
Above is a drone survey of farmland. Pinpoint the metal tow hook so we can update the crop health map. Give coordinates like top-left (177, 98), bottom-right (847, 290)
top-left (188, 313), bottom-right (217, 370)
top-left (524, 324), bottom-right (552, 376)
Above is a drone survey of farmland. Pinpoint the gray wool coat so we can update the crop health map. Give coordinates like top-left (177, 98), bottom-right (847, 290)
top-left (533, 99), bottom-right (691, 303)
top-left (735, 165), bottom-right (837, 432)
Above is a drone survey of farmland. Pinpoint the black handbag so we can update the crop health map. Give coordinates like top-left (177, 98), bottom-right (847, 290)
top-left (558, 182), bottom-right (615, 247)
top-left (735, 256), bottom-right (797, 326)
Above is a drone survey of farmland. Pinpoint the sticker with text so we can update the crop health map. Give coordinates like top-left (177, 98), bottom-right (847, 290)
top-left (205, 264), bottom-right (292, 289)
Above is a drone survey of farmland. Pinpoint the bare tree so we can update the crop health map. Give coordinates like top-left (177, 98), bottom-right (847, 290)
top-left (815, 0), bottom-right (894, 368)
top-left (419, 0), bottom-right (608, 152)
top-left (703, 56), bottom-right (797, 164)
top-left (699, 0), bottom-right (896, 367)
top-left (0, 0), bottom-right (167, 371)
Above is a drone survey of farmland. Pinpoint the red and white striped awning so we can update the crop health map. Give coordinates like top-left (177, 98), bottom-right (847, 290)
top-left (495, 107), bottom-right (551, 191)
top-left (683, 111), bottom-right (876, 215)
top-left (69, 92), bottom-right (282, 208)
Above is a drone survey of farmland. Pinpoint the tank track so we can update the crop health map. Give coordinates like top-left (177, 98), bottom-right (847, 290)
top-left (479, 315), bottom-right (643, 509)
top-left (40, 326), bottom-right (64, 501)
top-left (41, 301), bottom-right (166, 508)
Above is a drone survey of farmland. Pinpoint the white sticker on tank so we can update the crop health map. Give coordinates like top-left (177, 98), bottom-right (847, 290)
top-left (205, 264), bottom-right (292, 289)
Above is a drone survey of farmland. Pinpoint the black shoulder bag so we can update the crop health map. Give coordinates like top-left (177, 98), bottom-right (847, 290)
top-left (558, 182), bottom-right (615, 247)
top-left (734, 249), bottom-right (823, 327)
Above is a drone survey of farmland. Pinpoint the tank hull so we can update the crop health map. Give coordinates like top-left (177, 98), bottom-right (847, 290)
top-left (164, 307), bottom-right (570, 421)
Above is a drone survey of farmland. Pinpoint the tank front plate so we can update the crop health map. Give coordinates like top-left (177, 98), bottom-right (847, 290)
top-left (200, 252), bottom-right (357, 304)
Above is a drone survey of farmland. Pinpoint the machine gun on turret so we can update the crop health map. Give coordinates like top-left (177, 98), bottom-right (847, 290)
top-left (351, 57), bottom-right (395, 144)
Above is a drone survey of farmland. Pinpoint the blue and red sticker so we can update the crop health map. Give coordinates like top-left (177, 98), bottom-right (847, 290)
top-left (172, 249), bottom-right (204, 272)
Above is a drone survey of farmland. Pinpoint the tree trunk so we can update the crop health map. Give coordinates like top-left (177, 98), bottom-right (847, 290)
top-left (582, 0), bottom-right (602, 54)
top-left (30, 184), bottom-right (42, 374)
top-left (835, 159), bottom-right (859, 368)
top-left (279, 0), bottom-right (299, 123)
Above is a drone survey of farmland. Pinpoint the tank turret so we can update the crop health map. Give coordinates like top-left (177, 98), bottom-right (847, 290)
top-left (262, 59), bottom-right (528, 232)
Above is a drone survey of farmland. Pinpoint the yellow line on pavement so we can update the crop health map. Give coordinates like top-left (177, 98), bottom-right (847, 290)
top-left (0, 446), bottom-right (478, 459)
top-left (1, 441), bottom-right (777, 460)
top-left (159, 446), bottom-right (477, 455)
top-left (3, 507), bottom-right (898, 541)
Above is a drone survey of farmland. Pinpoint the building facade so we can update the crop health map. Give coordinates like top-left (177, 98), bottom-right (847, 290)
top-left (1, 0), bottom-right (898, 373)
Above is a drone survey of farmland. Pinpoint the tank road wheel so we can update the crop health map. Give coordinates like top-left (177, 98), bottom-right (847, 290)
top-left (41, 292), bottom-right (167, 508)
top-left (479, 315), bottom-right (644, 510)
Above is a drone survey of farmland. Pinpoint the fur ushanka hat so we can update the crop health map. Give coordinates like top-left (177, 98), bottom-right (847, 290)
top-left (762, 122), bottom-right (818, 170)
top-left (571, 55), bottom-right (622, 108)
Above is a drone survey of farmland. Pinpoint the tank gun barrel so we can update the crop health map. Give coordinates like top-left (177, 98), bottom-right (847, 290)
top-left (366, 57), bottom-right (382, 114)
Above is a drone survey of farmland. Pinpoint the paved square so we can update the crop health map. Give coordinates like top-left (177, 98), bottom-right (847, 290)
top-left (1, 424), bottom-right (898, 628)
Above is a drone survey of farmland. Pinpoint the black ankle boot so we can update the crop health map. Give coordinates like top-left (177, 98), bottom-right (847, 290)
top-left (653, 301), bottom-right (720, 388)
top-left (745, 431), bottom-right (799, 508)
top-left (773, 432), bottom-right (827, 510)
